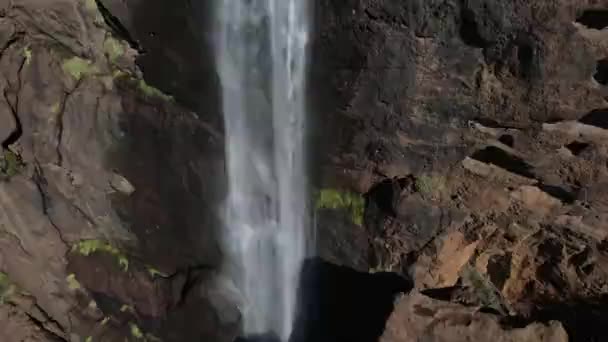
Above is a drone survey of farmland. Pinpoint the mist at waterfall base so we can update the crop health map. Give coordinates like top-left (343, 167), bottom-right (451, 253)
top-left (215, 1), bottom-right (311, 341)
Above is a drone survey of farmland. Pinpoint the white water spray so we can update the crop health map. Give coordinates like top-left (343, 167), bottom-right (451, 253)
top-left (215, 1), bottom-right (311, 340)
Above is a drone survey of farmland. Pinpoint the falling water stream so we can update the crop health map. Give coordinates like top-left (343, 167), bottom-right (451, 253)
top-left (215, 1), bottom-right (311, 341)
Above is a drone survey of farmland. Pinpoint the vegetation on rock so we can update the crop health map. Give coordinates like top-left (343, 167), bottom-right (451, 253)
top-left (146, 266), bottom-right (167, 278)
top-left (103, 36), bottom-right (125, 63)
top-left (129, 322), bottom-right (143, 339)
top-left (62, 57), bottom-right (99, 80)
top-left (414, 174), bottom-right (445, 200)
top-left (460, 264), bottom-right (509, 315)
top-left (0, 150), bottom-right (23, 179)
top-left (66, 274), bottom-right (82, 290)
top-left (72, 240), bottom-right (129, 271)
top-left (316, 188), bottom-right (365, 226)
top-left (0, 272), bottom-right (15, 304)
top-left (137, 79), bottom-right (174, 102)
top-left (22, 46), bottom-right (32, 66)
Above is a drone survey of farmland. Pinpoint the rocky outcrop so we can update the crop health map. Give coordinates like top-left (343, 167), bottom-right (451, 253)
top-left (0, 0), bottom-right (233, 341)
top-left (313, 0), bottom-right (608, 340)
top-left (1, 0), bottom-right (608, 341)
top-left (380, 292), bottom-right (568, 342)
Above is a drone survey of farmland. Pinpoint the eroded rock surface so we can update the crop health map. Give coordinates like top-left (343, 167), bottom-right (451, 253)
top-left (0, 0), bottom-right (231, 341)
top-left (312, 0), bottom-right (608, 341)
top-left (2, 0), bottom-right (608, 341)
top-left (380, 292), bottom-right (568, 342)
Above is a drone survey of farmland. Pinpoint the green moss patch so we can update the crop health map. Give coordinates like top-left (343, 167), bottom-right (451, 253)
top-left (22, 46), bottom-right (32, 66)
top-left (62, 57), bottom-right (99, 80)
top-left (129, 322), bottom-right (143, 339)
top-left (84, 0), bottom-right (104, 24)
top-left (66, 274), bottom-right (82, 290)
top-left (72, 240), bottom-right (129, 271)
top-left (0, 272), bottom-right (16, 303)
top-left (316, 188), bottom-right (365, 226)
top-left (84, 0), bottom-right (98, 12)
top-left (415, 174), bottom-right (445, 199)
top-left (460, 265), bottom-right (508, 315)
top-left (146, 266), bottom-right (167, 279)
top-left (137, 79), bottom-right (173, 102)
top-left (0, 150), bottom-right (23, 178)
top-left (103, 36), bottom-right (125, 63)
top-left (50, 102), bottom-right (60, 114)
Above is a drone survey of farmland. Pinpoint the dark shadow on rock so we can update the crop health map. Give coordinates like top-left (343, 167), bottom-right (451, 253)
top-left (236, 333), bottom-right (281, 342)
top-left (108, 88), bottom-right (226, 273)
top-left (505, 296), bottom-right (608, 342)
top-left (100, 0), bottom-right (222, 126)
top-left (576, 10), bottom-right (608, 30)
top-left (593, 58), bottom-right (608, 85)
top-left (307, 0), bottom-right (370, 187)
top-left (579, 108), bottom-right (608, 129)
top-left (471, 146), bottom-right (535, 179)
top-left (290, 258), bottom-right (412, 342)
top-left (537, 183), bottom-right (577, 204)
top-left (565, 141), bottom-right (590, 156)
top-left (459, 7), bottom-right (488, 48)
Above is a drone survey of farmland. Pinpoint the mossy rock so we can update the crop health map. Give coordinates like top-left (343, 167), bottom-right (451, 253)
top-left (0, 150), bottom-right (24, 179)
top-left (22, 46), bottom-right (32, 66)
top-left (316, 188), bottom-right (365, 226)
top-left (415, 174), bottom-right (445, 199)
top-left (460, 265), bottom-right (508, 315)
top-left (62, 57), bottom-right (99, 80)
top-left (0, 272), bottom-right (16, 303)
top-left (129, 322), bottom-right (143, 339)
top-left (66, 273), bottom-right (82, 290)
top-left (72, 240), bottom-right (129, 271)
top-left (137, 79), bottom-right (173, 102)
top-left (103, 36), bottom-right (125, 63)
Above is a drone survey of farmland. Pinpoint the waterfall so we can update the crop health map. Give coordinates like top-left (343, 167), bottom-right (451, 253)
top-left (215, 1), bottom-right (311, 340)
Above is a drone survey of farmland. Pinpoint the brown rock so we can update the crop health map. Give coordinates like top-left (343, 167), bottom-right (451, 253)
top-left (0, 304), bottom-right (64, 342)
top-left (380, 292), bottom-right (568, 342)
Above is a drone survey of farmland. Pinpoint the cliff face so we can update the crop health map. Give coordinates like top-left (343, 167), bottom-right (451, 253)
top-left (313, 0), bottom-right (608, 340)
top-left (0, 0), bottom-right (233, 341)
top-left (0, 0), bottom-right (608, 341)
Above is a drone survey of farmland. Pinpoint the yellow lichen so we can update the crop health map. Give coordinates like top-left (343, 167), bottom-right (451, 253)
top-left (83, 0), bottom-right (104, 24)
top-left (0, 272), bottom-right (15, 303)
top-left (84, 0), bottom-right (97, 11)
top-left (147, 267), bottom-right (167, 278)
top-left (129, 323), bottom-right (143, 339)
top-left (138, 79), bottom-right (173, 102)
top-left (22, 46), bottom-right (32, 66)
top-left (50, 102), bottom-right (60, 114)
top-left (72, 240), bottom-right (129, 271)
top-left (66, 274), bottom-right (81, 290)
top-left (85, 336), bottom-right (93, 342)
top-left (120, 304), bottom-right (134, 313)
top-left (316, 189), bottom-right (365, 226)
top-left (103, 36), bottom-right (125, 63)
top-left (112, 69), bottom-right (128, 79)
top-left (62, 57), bottom-right (99, 80)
